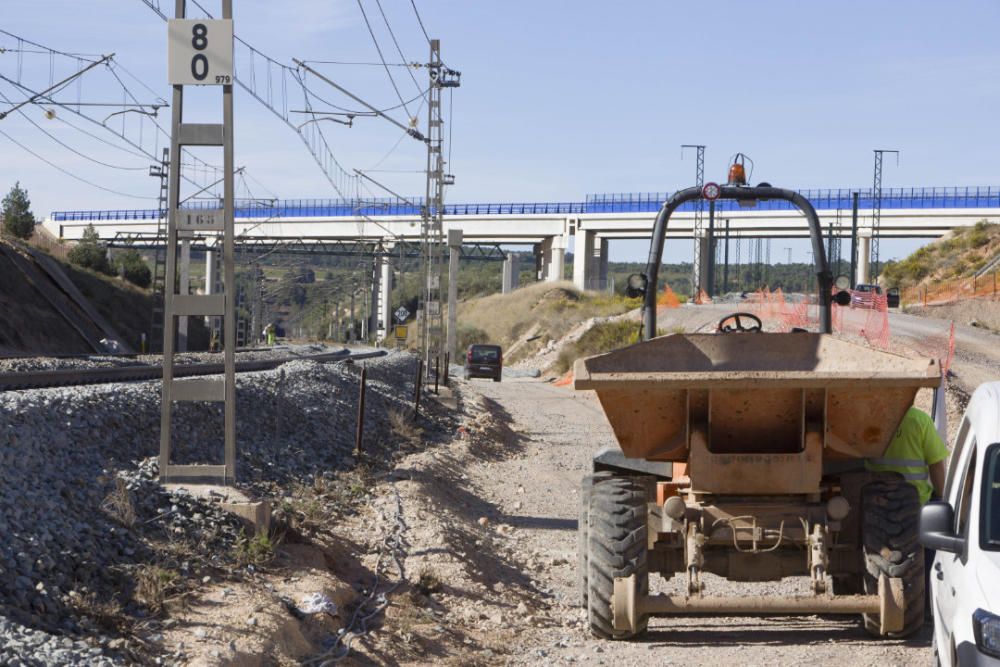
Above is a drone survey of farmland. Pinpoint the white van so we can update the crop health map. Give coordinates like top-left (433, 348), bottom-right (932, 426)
top-left (920, 381), bottom-right (1000, 666)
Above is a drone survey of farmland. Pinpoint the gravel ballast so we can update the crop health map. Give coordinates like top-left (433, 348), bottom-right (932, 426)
top-left (0, 350), bottom-right (431, 662)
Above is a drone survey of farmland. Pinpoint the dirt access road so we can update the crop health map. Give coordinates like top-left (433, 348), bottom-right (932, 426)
top-left (456, 377), bottom-right (932, 666)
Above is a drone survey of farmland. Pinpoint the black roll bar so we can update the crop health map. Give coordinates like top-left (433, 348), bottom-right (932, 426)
top-left (642, 186), bottom-right (832, 340)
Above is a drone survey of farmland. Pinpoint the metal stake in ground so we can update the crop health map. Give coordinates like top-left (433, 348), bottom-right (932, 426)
top-left (413, 358), bottom-right (423, 420)
top-left (355, 366), bottom-right (367, 458)
top-left (275, 368), bottom-right (285, 441)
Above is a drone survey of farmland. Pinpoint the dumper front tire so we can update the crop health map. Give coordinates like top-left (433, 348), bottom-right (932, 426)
top-left (587, 475), bottom-right (649, 639)
top-left (578, 471), bottom-right (613, 606)
top-left (861, 478), bottom-right (924, 637)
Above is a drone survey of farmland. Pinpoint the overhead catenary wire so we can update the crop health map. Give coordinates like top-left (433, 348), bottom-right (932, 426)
top-left (356, 0), bottom-right (412, 118)
top-left (373, 0), bottom-right (423, 97)
top-left (409, 0), bottom-right (431, 44)
top-left (133, 0), bottom-right (425, 246)
top-left (0, 128), bottom-right (156, 200)
top-left (0, 86), bottom-right (147, 171)
top-left (0, 29), bottom-right (286, 203)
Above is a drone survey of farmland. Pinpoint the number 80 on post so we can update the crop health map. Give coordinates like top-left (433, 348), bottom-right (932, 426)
top-left (168, 19), bottom-right (234, 86)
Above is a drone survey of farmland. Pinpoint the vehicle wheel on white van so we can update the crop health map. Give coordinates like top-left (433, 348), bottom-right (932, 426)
top-left (861, 478), bottom-right (925, 637)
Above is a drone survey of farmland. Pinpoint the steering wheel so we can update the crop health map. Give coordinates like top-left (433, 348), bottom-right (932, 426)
top-left (717, 312), bottom-right (763, 333)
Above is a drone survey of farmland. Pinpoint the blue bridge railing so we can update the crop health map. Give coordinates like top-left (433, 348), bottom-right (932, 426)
top-left (51, 186), bottom-right (1000, 222)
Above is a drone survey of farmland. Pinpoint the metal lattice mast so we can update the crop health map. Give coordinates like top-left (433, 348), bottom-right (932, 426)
top-left (419, 39), bottom-right (457, 376)
top-left (870, 149), bottom-right (899, 281)
top-left (148, 147), bottom-right (169, 353)
top-left (765, 239), bottom-right (771, 286)
top-left (682, 144), bottom-right (705, 297)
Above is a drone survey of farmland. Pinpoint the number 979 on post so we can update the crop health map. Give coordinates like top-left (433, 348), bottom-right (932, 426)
top-left (168, 19), bottom-right (234, 86)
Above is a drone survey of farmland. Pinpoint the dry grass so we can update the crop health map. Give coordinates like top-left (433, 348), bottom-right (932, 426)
top-left (101, 477), bottom-right (136, 529)
top-left (457, 281), bottom-right (641, 363)
top-left (278, 466), bottom-right (375, 538)
top-left (389, 408), bottom-right (423, 444)
top-left (132, 565), bottom-right (180, 615)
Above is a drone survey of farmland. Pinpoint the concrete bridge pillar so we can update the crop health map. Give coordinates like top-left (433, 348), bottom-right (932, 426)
top-left (502, 254), bottom-right (520, 294)
top-left (573, 229), bottom-right (594, 291)
top-left (548, 234), bottom-right (566, 282)
top-left (587, 236), bottom-right (609, 290)
top-left (534, 240), bottom-right (546, 281)
top-left (535, 236), bottom-right (565, 282)
top-left (856, 233), bottom-right (871, 285)
top-left (447, 229), bottom-right (462, 358)
top-left (695, 233), bottom-right (711, 297)
top-left (204, 248), bottom-right (220, 332)
top-left (379, 252), bottom-right (392, 341)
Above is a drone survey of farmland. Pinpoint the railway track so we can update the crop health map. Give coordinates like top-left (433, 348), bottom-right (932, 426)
top-left (0, 348), bottom-right (387, 391)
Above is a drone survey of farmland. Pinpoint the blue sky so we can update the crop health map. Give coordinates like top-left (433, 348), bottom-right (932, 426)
top-left (2, 1), bottom-right (1000, 262)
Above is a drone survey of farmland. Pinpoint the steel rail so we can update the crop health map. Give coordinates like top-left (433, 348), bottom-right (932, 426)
top-left (0, 349), bottom-right (387, 392)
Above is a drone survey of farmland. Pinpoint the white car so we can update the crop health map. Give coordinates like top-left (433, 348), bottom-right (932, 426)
top-left (920, 381), bottom-right (1000, 666)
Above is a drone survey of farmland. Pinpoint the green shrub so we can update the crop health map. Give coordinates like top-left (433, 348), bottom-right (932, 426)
top-left (67, 224), bottom-right (114, 275)
top-left (1, 182), bottom-right (35, 240)
top-left (115, 249), bottom-right (151, 288)
top-left (556, 319), bottom-right (642, 373)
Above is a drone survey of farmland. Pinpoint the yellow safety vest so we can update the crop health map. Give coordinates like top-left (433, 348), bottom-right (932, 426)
top-left (866, 407), bottom-right (948, 505)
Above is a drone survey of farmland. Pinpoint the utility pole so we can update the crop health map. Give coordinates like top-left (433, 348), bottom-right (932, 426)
top-left (850, 191), bottom-right (860, 286)
top-left (419, 39), bottom-right (460, 378)
top-left (722, 219), bottom-right (730, 293)
top-left (784, 247), bottom-right (792, 265)
top-left (870, 149), bottom-right (899, 282)
top-left (706, 199), bottom-right (716, 297)
top-left (682, 144), bottom-right (706, 298)
top-left (148, 148), bottom-right (169, 353)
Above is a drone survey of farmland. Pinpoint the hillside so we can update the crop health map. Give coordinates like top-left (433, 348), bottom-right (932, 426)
top-left (0, 239), bottom-right (152, 355)
top-left (455, 281), bottom-right (642, 365)
top-left (881, 220), bottom-right (1000, 289)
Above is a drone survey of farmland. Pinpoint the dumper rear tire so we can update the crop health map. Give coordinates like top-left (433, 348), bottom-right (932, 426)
top-left (587, 475), bottom-right (649, 639)
top-left (861, 479), bottom-right (925, 637)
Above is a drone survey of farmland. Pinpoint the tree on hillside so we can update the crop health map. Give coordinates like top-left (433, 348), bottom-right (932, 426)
top-left (67, 224), bottom-right (114, 275)
top-left (115, 248), bottom-right (152, 288)
top-left (1, 182), bottom-right (36, 240)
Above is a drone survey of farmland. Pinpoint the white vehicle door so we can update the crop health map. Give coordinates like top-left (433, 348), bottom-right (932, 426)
top-left (935, 421), bottom-right (977, 666)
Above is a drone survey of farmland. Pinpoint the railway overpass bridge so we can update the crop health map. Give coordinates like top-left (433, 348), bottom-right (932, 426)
top-left (46, 186), bottom-right (1000, 296)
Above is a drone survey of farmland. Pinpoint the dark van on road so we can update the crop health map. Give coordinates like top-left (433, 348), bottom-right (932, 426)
top-left (464, 344), bottom-right (502, 382)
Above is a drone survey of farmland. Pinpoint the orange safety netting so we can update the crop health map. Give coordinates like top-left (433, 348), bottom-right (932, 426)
top-left (657, 284), bottom-right (681, 308)
top-left (749, 287), bottom-right (892, 349)
top-left (901, 270), bottom-right (1000, 306)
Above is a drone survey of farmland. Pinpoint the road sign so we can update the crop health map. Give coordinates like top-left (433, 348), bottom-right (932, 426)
top-left (394, 325), bottom-right (408, 340)
top-left (702, 182), bottom-right (721, 200)
top-left (394, 306), bottom-right (410, 323)
top-left (168, 19), bottom-right (233, 86)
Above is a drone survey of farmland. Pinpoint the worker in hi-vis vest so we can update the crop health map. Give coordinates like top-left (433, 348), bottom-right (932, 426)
top-left (867, 405), bottom-right (948, 618)
top-left (866, 406), bottom-right (948, 505)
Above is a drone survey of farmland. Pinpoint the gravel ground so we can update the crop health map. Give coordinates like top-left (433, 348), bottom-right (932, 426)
top-left (0, 349), bottom-right (434, 664)
top-left (460, 377), bottom-right (934, 666)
